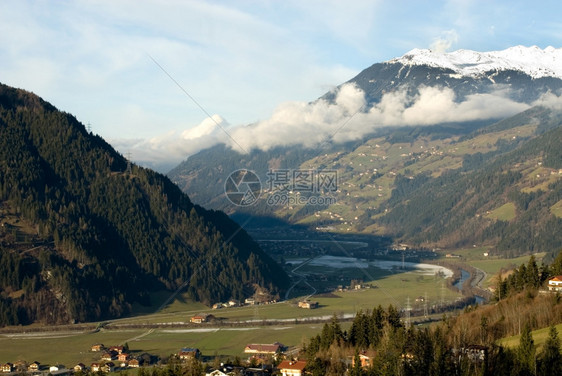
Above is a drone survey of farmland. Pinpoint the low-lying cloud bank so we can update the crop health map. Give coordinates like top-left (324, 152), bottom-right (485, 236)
top-left (111, 83), bottom-right (561, 172)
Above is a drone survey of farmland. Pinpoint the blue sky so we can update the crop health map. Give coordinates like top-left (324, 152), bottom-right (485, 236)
top-left (1, 0), bottom-right (561, 169)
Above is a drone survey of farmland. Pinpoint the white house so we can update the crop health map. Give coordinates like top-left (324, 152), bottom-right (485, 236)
top-left (277, 360), bottom-right (307, 376)
top-left (548, 276), bottom-right (562, 292)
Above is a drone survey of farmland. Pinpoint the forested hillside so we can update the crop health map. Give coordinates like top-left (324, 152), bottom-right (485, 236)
top-left (377, 110), bottom-right (562, 256)
top-left (170, 106), bottom-right (562, 258)
top-left (300, 251), bottom-right (562, 376)
top-left (0, 83), bottom-right (288, 326)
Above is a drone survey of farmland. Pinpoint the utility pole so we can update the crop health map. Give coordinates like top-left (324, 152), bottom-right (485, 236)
top-left (405, 297), bottom-right (411, 328)
top-left (423, 291), bottom-right (429, 318)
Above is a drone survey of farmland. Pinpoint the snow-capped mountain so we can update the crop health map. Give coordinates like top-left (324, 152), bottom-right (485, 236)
top-left (394, 45), bottom-right (562, 80)
top-left (171, 46), bottom-right (562, 219)
top-left (335, 45), bottom-right (562, 105)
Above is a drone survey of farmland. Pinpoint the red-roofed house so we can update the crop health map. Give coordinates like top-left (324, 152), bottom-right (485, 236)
top-left (109, 346), bottom-right (125, 354)
top-left (190, 314), bottom-right (214, 323)
top-left (101, 352), bottom-right (114, 361)
top-left (548, 276), bottom-right (562, 292)
top-left (178, 348), bottom-right (201, 360)
top-left (73, 363), bottom-right (86, 372)
top-left (277, 360), bottom-right (307, 376)
top-left (28, 362), bottom-right (41, 372)
top-left (244, 343), bottom-right (282, 355)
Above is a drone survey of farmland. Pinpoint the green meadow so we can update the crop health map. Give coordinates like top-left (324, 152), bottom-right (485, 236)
top-left (498, 323), bottom-right (562, 352)
top-left (0, 264), bottom-right (461, 365)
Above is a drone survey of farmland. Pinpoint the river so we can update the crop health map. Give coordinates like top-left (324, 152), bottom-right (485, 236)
top-left (454, 268), bottom-right (485, 304)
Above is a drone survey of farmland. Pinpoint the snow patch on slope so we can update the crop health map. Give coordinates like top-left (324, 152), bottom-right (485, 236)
top-left (392, 45), bottom-right (562, 79)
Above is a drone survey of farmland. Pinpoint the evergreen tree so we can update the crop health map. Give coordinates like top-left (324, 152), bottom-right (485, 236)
top-left (539, 325), bottom-right (562, 375)
top-left (350, 350), bottom-right (365, 376)
top-left (550, 249), bottom-right (562, 276)
top-left (516, 322), bottom-right (535, 376)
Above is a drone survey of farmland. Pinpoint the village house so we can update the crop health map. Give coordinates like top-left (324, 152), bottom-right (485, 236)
top-left (277, 360), bottom-right (307, 376)
top-left (91, 344), bottom-right (105, 352)
top-left (49, 365), bottom-right (66, 373)
top-left (28, 362), bottom-right (41, 372)
top-left (351, 351), bottom-right (376, 369)
top-left (548, 276), bottom-right (562, 292)
top-left (73, 363), bottom-right (86, 372)
top-left (458, 345), bottom-right (488, 362)
top-left (178, 347), bottom-right (201, 360)
top-left (297, 300), bottom-right (318, 309)
top-left (244, 343), bottom-right (283, 355)
top-left (205, 364), bottom-right (246, 376)
top-left (13, 360), bottom-right (28, 372)
top-left (206, 370), bottom-right (229, 376)
top-left (101, 352), bottom-right (115, 361)
top-left (102, 362), bottom-right (115, 373)
top-left (108, 345), bottom-right (125, 354)
top-left (117, 353), bottom-right (131, 362)
top-left (90, 363), bottom-right (101, 372)
top-left (245, 366), bottom-right (272, 376)
top-left (128, 359), bottom-right (140, 368)
top-left (1, 363), bottom-right (13, 373)
top-left (190, 314), bottom-right (213, 323)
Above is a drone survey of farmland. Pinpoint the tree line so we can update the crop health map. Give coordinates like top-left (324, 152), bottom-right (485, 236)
top-left (0, 83), bottom-right (288, 326)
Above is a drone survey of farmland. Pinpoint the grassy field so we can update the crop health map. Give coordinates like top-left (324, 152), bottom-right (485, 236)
top-left (0, 243), bottom-right (544, 367)
top-left (0, 264), bottom-right (461, 366)
top-left (551, 199), bottom-right (562, 218)
top-left (485, 202), bottom-right (516, 221)
top-left (0, 324), bottom-right (335, 366)
top-left (110, 269), bottom-right (460, 325)
top-left (435, 247), bottom-right (545, 288)
top-left (498, 323), bottom-right (562, 352)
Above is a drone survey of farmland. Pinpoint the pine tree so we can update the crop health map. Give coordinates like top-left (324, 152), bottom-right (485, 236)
top-left (539, 325), bottom-right (561, 375)
top-left (550, 249), bottom-right (562, 276)
top-left (516, 322), bottom-right (535, 375)
top-left (350, 350), bottom-right (364, 376)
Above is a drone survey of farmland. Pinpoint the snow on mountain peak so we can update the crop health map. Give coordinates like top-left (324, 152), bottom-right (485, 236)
top-left (391, 45), bottom-right (562, 79)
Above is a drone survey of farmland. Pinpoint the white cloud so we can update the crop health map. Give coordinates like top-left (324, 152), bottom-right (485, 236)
top-left (110, 114), bottom-right (229, 172)
top-left (533, 91), bottom-right (562, 111)
top-left (117, 82), bottom-right (538, 171)
top-left (430, 30), bottom-right (459, 53)
top-left (224, 84), bottom-right (531, 151)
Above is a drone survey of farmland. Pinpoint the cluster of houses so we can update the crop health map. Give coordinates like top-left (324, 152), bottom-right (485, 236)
top-left (203, 341), bottom-right (306, 376)
top-left (1, 361), bottom-right (74, 376)
top-left (1, 337), bottom-right (495, 376)
top-left (204, 360), bottom-right (307, 376)
top-left (210, 297), bottom-right (278, 311)
top-left (335, 279), bottom-right (370, 293)
top-left (89, 344), bottom-right (141, 372)
top-left (168, 342), bottom-right (308, 376)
